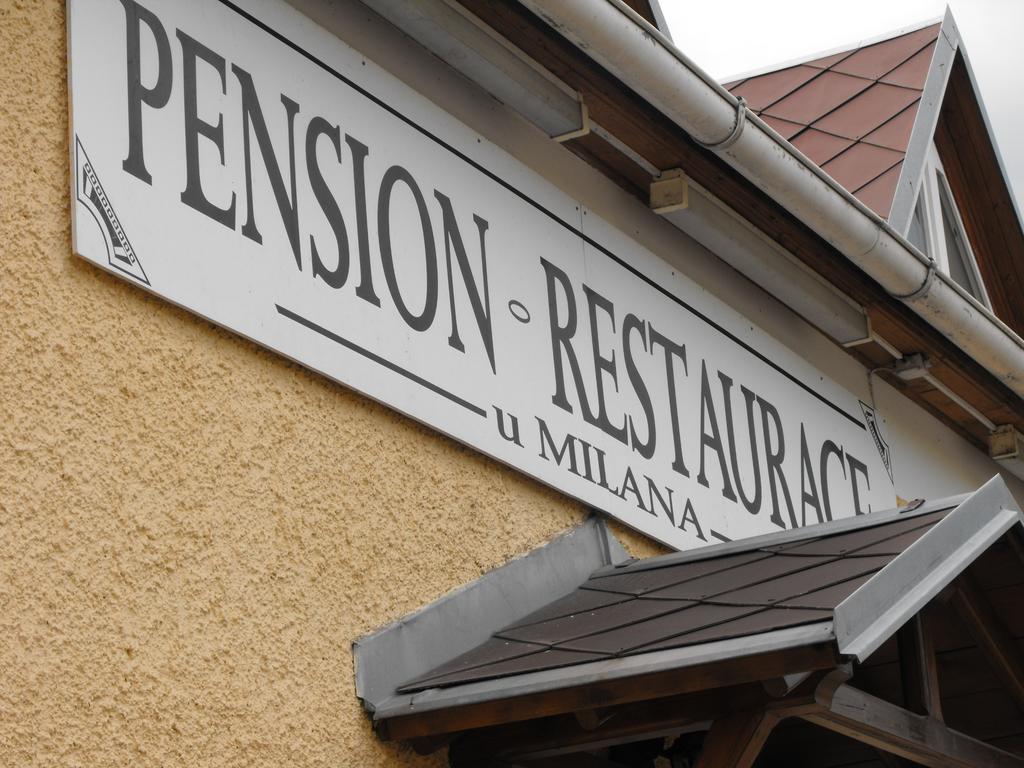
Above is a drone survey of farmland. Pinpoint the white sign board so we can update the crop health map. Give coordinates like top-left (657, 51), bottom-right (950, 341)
top-left (68, 0), bottom-right (895, 549)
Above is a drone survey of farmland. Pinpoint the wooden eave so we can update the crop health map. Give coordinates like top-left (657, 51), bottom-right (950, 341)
top-left (452, 0), bottom-right (1024, 448)
top-left (934, 54), bottom-right (1024, 340)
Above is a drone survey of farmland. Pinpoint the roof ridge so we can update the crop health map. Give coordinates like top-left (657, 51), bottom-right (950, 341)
top-left (720, 15), bottom-right (944, 85)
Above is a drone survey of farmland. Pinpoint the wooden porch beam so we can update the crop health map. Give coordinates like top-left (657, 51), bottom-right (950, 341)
top-left (804, 683), bottom-right (1024, 767)
top-left (949, 573), bottom-right (1024, 715)
top-left (451, 676), bottom-right (826, 766)
top-left (449, 683), bottom-right (767, 765)
top-left (382, 642), bottom-right (839, 741)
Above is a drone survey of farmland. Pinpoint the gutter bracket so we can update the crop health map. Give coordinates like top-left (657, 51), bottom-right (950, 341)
top-left (650, 168), bottom-right (690, 214)
top-left (693, 97), bottom-right (748, 152)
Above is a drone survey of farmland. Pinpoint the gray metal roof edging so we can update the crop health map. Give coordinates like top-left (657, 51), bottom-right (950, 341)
top-left (353, 514), bottom-right (629, 714)
top-left (371, 620), bottom-right (835, 722)
top-left (590, 494), bottom-right (969, 578)
top-left (835, 474), bottom-right (1023, 661)
top-left (644, 0), bottom-right (673, 43)
top-left (888, 9), bottom-right (960, 234)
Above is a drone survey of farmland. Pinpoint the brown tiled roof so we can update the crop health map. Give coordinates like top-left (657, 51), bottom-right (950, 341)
top-left (398, 507), bottom-right (950, 693)
top-left (724, 23), bottom-right (941, 219)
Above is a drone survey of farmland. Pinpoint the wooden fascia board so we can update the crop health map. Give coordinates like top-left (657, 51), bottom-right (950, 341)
top-left (449, 676), bottom-right (828, 765)
top-left (449, 683), bottom-right (770, 764)
top-left (377, 641), bottom-right (840, 742)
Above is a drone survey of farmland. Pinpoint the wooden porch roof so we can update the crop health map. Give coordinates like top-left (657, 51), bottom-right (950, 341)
top-left (369, 477), bottom-right (1024, 767)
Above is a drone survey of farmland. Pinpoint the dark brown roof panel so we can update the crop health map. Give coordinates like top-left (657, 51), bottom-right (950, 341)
top-left (557, 602), bottom-right (757, 655)
top-left (496, 597), bottom-right (696, 645)
top-left (399, 637), bottom-right (547, 690)
top-left (407, 647), bottom-right (605, 690)
top-left (583, 550), bottom-right (770, 596)
top-left (396, 501), bottom-right (962, 693)
top-left (643, 554), bottom-right (838, 601)
top-left (502, 588), bottom-right (631, 629)
top-left (632, 607), bottom-right (833, 654)
top-left (778, 508), bottom-right (948, 556)
top-left (709, 554), bottom-right (892, 606)
top-left (776, 572), bottom-right (875, 609)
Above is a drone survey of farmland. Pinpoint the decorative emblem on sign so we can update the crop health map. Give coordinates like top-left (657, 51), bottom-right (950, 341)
top-left (860, 401), bottom-right (893, 483)
top-left (75, 137), bottom-right (149, 285)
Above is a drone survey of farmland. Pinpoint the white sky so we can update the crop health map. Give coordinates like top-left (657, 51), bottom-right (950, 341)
top-left (661, 0), bottom-right (1024, 215)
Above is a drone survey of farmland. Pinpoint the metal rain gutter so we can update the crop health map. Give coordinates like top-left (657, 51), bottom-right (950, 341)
top-left (514, 0), bottom-right (1024, 401)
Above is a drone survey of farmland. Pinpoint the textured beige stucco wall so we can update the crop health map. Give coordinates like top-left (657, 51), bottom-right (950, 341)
top-left (0, 3), bottom-right (663, 766)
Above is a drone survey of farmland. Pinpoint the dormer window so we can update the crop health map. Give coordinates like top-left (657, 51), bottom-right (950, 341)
top-left (909, 143), bottom-right (991, 308)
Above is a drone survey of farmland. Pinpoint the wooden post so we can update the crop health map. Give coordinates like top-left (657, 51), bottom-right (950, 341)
top-left (897, 610), bottom-right (943, 720)
top-left (693, 708), bottom-right (780, 768)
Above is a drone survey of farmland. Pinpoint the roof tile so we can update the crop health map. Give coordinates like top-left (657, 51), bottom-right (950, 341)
top-left (760, 115), bottom-right (806, 141)
top-left (763, 70), bottom-right (873, 126)
top-left (776, 573), bottom-right (875, 610)
top-left (731, 65), bottom-right (821, 112)
top-left (497, 597), bottom-right (696, 645)
top-left (831, 24), bottom-right (941, 80)
top-left (397, 503), bottom-right (961, 692)
top-left (791, 129), bottom-right (856, 166)
top-left (813, 84), bottom-right (921, 140)
top-left (583, 550), bottom-right (770, 596)
top-left (557, 602), bottom-right (756, 655)
top-left (631, 607), bottom-right (833, 654)
top-left (709, 555), bottom-right (892, 606)
top-left (805, 50), bottom-right (856, 70)
top-left (822, 143), bottom-right (902, 195)
top-left (862, 102), bottom-right (920, 151)
top-left (881, 40), bottom-right (937, 88)
top-left (778, 509), bottom-right (948, 557)
top-left (644, 554), bottom-right (837, 601)
top-left (406, 648), bottom-right (605, 690)
top-left (724, 24), bottom-right (939, 219)
top-left (853, 161), bottom-right (903, 218)
top-left (502, 588), bottom-right (631, 629)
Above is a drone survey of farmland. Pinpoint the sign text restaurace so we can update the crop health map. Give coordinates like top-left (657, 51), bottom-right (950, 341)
top-left (117, 0), bottom-right (874, 541)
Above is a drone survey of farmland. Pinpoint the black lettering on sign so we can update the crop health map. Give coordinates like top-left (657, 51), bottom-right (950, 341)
top-left (232, 63), bottom-right (302, 269)
top-left (178, 30), bottom-right (236, 230)
top-left (306, 117), bottom-right (350, 289)
top-left (120, 0), bottom-right (173, 184)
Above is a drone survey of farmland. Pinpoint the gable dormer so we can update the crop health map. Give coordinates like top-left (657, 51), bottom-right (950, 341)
top-left (724, 11), bottom-right (1024, 338)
